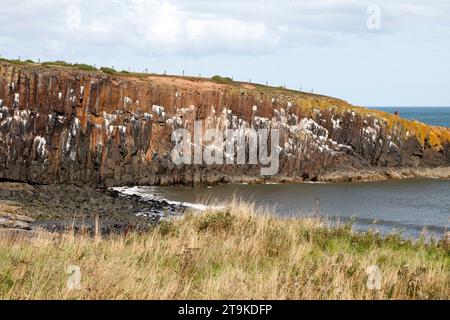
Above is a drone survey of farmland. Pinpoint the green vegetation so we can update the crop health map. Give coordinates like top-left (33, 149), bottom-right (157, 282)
top-left (0, 58), bottom-right (26, 65)
top-left (42, 61), bottom-right (97, 71)
top-left (99, 67), bottom-right (117, 75)
top-left (72, 63), bottom-right (97, 71)
top-left (41, 60), bottom-right (77, 68)
top-left (211, 75), bottom-right (235, 84)
top-left (0, 58), bottom-right (95, 71)
top-left (0, 200), bottom-right (448, 300)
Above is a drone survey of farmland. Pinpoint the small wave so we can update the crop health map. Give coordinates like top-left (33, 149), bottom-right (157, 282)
top-left (112, 186), bottom-right (223, 211)
top-left (303, 181), bottom-right (328, 184)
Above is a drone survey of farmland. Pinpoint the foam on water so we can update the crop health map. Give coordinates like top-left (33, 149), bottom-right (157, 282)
top-left (112, 186), bottom-right (223, 211)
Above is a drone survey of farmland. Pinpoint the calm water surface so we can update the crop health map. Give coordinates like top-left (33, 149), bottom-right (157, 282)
top-left (143, 179), bottom-right (450, 239)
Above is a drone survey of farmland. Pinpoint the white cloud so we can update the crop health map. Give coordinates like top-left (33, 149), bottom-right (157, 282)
top-left (131, 0), bottom-right (183, 47)
top-left (125, 0), bottom-right (280, 53)
top-left (1, 0), bottom-right (449, 57)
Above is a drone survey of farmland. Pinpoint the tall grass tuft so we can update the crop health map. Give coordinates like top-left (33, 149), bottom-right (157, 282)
top-left (0, 200), bottom-right (448, 300)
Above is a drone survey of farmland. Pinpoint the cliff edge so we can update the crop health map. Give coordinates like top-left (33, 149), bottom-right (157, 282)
top-left (1, 61), bottom-right (449, 186)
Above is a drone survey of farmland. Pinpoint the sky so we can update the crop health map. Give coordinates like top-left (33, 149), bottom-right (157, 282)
top-left (0, 0), bottom-right (449, 107)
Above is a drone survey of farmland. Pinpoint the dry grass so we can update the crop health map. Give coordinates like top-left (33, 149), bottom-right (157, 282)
top-left (0, 200), bottom-right (448, 300)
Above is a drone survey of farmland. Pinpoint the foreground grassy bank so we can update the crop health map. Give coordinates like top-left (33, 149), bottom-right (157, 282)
top-left (0, 201), bottom-right (448, 300)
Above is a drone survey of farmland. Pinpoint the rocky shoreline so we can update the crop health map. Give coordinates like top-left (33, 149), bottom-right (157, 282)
top-left (0, 182), bottom-right (186, 237)
top-left (218, 166), bottom-right (450, 184)
top-left (1, 167), bottom-right (449, 239)
top-left (317, 166), bottom-right (450, 182)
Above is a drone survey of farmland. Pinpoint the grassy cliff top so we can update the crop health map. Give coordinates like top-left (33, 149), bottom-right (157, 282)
top-left (0, 57), bottom-right (342, 101)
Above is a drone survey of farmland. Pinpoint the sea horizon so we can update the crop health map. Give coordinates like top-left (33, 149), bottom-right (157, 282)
top-left (366, 106), bottom-right (450, 127)
top-left (367, 105), bottom-right (450, 108)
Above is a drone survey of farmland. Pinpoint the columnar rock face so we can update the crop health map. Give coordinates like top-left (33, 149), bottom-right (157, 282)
top-left (0, 62), bottom-right (449, 186)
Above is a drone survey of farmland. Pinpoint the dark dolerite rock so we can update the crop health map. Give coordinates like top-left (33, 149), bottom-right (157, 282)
top-left (0, 182), bottom-right (185, 235)
top-left (0, 61), bottom-right (449, 186)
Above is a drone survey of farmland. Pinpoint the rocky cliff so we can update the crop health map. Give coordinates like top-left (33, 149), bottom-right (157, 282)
top-left (0, 61), bottom-right (449, 186)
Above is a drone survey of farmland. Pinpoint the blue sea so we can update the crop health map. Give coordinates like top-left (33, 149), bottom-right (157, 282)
top-left (369, 107), bottom-right (450, 128)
